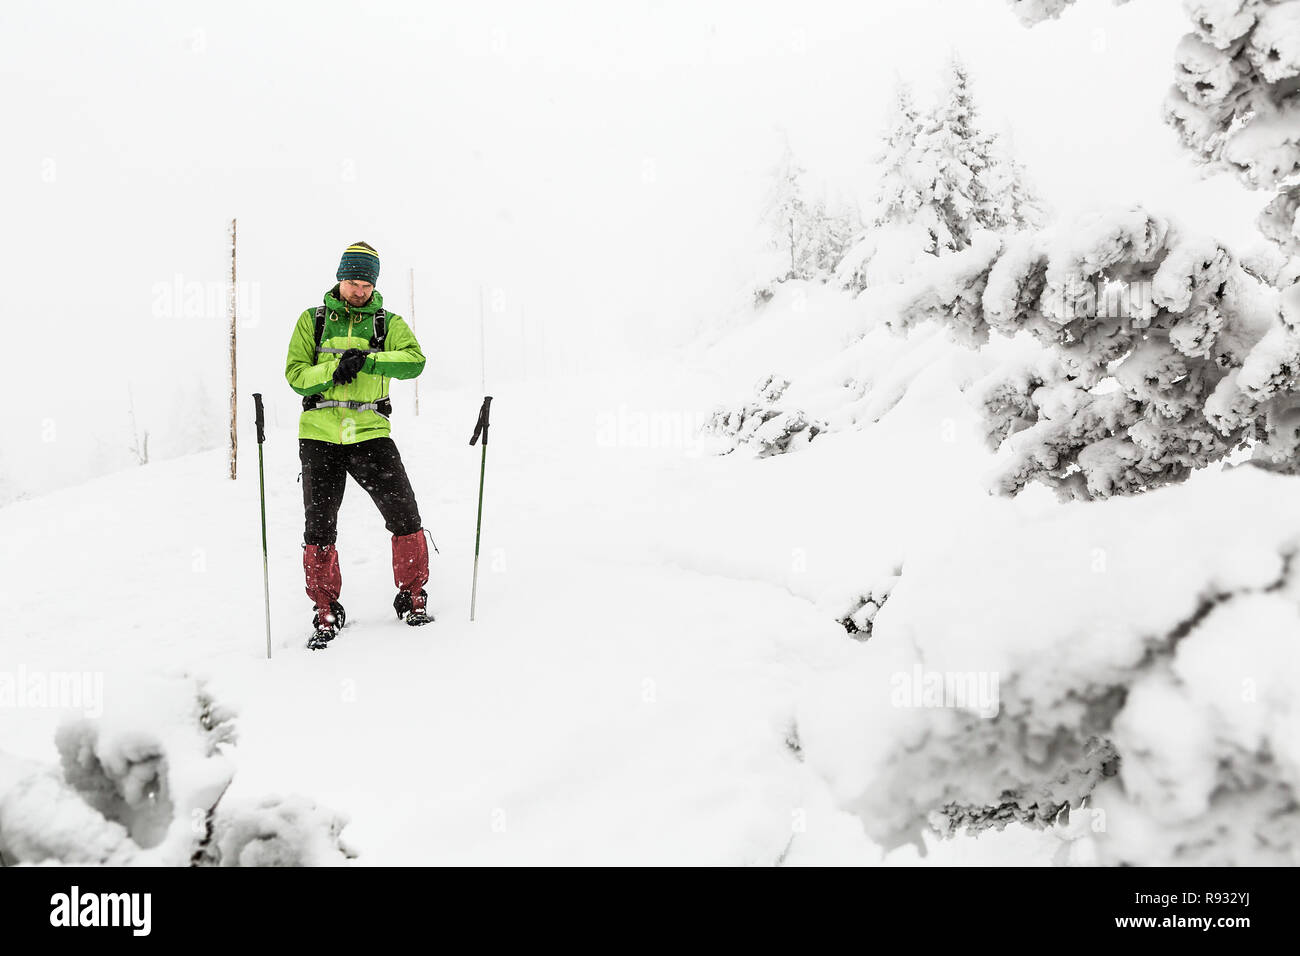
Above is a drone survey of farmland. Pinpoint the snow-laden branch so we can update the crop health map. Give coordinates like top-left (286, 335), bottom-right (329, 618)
top-left (796, 464), bottom-right (1300, 864)
top-left (1010, 0), bottom-right (1300, 193)
top-left (0, 678), bottom-right (356, 866)
top-left (891, 205), bottom-right (1292, 497)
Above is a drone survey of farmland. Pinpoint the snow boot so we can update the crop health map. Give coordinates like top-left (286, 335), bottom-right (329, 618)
top-left (305, 544), bottom-right (344, 648)
top-left (313, 600), bottom-right (347, 631)
top-left (392, 530), bottom-right (431, 626)
top-left (393, 587), bottom-right (432, 626)
top-left (307, 620), bottom-right (337, 650)
top-left (307, 601), bottom-right (345, 650)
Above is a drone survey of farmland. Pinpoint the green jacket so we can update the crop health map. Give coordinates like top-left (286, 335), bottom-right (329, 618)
top-left (285, 285), bottom-right (426, 444)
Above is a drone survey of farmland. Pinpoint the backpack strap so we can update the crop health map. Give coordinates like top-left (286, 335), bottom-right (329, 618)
top-left (312, 306), bottom-right (327, 363)
top-left (313, 305), bottom-right (386, 358)
top-left (311, 305), bottom-right (387, 360)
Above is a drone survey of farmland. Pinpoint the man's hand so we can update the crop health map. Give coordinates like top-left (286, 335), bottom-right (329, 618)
top-left (333, 348), bottom-right (368, 386)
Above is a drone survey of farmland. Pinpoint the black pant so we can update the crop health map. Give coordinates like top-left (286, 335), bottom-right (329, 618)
top-left (300, 438), bottom-right (422, 546)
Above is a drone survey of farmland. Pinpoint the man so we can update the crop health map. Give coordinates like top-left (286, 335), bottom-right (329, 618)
top-left (284, 241), bottom-right (431, 650)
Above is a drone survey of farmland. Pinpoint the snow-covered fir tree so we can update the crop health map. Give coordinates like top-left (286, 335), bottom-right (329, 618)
top-left (761, 138), bottom-right (813, 283)
top-left (837, 62), bottom-right (1045, 291)
top-left (870, 79), bottom-right (925, 230)
top-left (170, 379), bottom-right (221, 458)
top-left (807, 196), bottom-right (861, 277)
top-left (757, 139), bottom-right (864, 298)
top-left (987, 137), bottom-right (1048, 233)
top-left (835, 80), bottom-right (927, 291)
top-left (924, 55), bottom-right (1007, 246)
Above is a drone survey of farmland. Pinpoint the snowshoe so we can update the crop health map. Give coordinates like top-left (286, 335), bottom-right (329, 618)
top-left (307, 623), bottom-right (337, 650)
top-left (394, 588), bottom-right (432, 627)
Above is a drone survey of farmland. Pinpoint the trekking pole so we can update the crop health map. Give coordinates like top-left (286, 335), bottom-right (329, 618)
top-left (469, 396), bottom-right (493, 621)
top-left (253, 393), bottom-right (272, 659)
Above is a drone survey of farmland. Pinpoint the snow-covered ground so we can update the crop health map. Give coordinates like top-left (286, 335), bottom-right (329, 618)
top-left (5, 286), bottom-right (1298, 865)
top-left (1, 295), bottom-right (1079, 864)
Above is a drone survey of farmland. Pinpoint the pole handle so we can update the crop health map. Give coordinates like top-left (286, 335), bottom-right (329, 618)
top-left (469, 395), bottom-right (493, 446)
top-left (253, 392), bottom-right (265, 444)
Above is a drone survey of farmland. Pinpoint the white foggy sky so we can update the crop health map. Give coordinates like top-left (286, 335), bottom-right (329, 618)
top-left (0, 0), bottom-right (1260, 490)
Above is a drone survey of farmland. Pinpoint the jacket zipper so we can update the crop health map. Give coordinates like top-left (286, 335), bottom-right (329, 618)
top-left (328, 306), bottom-right (377, 443)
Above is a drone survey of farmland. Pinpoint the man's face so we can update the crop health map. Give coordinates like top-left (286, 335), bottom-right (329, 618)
top-left (340, 278), bottom-right (374, 307)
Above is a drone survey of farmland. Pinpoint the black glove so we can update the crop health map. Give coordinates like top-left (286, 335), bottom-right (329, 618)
top-left (333, 348), bottom-right (368, 385)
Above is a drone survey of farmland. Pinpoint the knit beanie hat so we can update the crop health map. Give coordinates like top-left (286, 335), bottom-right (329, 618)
top-left (337, 241), bottom-right (380, 285)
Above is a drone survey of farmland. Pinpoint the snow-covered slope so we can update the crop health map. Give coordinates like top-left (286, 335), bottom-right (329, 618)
top-left (1, 308), bottom-right (1075, 865)
top-left (683, 280), bottom-right (1300, 865)
top-left (5, 282), bottom-right (1296, 865)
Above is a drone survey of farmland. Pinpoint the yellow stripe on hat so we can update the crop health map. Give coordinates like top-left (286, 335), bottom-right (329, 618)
top-left (345, 245), bottom-right (379, 257)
